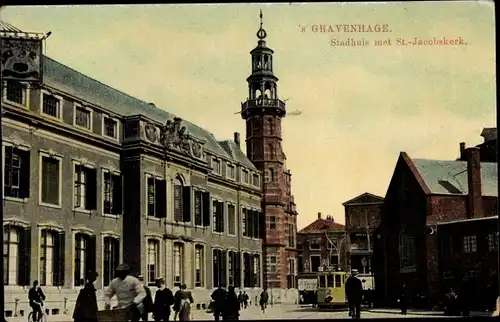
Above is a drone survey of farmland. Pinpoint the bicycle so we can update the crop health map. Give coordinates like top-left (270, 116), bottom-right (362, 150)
top-left (27, 304), bottom-right (47, 322)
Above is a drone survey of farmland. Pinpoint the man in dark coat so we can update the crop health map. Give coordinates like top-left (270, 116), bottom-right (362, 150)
top-left (345, 270), bottom-right (363, 319)
top-left (153, 278), bottom-right (175, 322)
top-left (28, 280), bottom-right (46, 322)
top-left (259, 287), bottom-right (269, 313)
top-left (223, 286), bottom-right (240, 321)
top-left (73, 271), bottom-right (99, 322)
top-left (211, 285), bottom-right (227, 321)
top-left (138, 275), bottom-right (154, 321)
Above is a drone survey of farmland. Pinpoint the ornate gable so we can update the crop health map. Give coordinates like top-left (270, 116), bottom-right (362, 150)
top-left (342, 192), bottom-right (384, 206)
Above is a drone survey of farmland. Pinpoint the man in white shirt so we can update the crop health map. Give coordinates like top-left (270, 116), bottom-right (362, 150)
top-left (104, 263), bottom-right (147, 322)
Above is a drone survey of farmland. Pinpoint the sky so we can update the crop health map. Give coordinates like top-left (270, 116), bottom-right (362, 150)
top-left (0, 2), bottom-right (495, 229)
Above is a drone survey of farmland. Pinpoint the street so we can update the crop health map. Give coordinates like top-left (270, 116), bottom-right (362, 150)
top-left (5, 304), bottom-right (492, 321)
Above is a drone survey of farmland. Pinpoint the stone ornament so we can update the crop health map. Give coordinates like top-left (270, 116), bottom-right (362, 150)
top-left (160, 117), bottom-right (204, 159)
top-left (0, 37), bottom-right (43, 82)
top-left (145, 123), bottom-right (158, 143)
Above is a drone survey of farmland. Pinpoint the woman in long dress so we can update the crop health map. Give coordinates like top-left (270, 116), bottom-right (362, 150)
top-left (174, 284), bottom-right (194, 321)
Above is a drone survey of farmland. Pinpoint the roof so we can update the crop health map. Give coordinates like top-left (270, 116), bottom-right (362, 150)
top-left (411, 158), bottom-right (497, 197)
top-left (480, 127), bottom-right (497, 141)
top-left (342, 192), bottom-right (384, 206)
top-left (218, 140), bottom-right (256, 169)
top-left (299, 218), bottom-right (344, 234)
top-left (0, 20), bottom-right (256, 166)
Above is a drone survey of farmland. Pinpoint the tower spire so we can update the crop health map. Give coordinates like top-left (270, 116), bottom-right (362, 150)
top-left (257, 9), bottom-right (267, 40)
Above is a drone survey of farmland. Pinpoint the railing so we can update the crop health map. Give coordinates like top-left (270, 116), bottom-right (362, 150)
top-left (241, 98), bottom-right (286, 111)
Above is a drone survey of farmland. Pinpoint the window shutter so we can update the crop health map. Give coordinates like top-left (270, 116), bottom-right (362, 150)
top-left (259, 212), bottom-right (265, 239)
top-left (234, 252), bottom-right (241, 288)
top-left (182, 186), bottom-right (191, 222)
top-left (194, 191), bottom-right (202, 226)
top-left (248, 211), bottom-right (254, 238)
top-left (4, 146), bottom-right (13, 197)
top-left (19, 150), bottom-right (30, 198)
top-left (220, 202), bottom-right (225, 232)
top-left (112, 174), bottom-right (123, 215)
top-left (253, 210), bottom-right (259, 239)
top-left (85, 168), bottom-right (97, 210)
top-left (86, 235), bottom-right (97, 275)
top-left (249, 255), bottom-right (255, 287)
top-left (202, 192), bottom-right (210, 226)
top-left (57, 232), bottom-right (65, 287)
top-left (18, 227), bottom-right (31, 285)
top-left (155, 179), bottom-right (166, 218)
top-left (221, 250), bottom-right (227, 286)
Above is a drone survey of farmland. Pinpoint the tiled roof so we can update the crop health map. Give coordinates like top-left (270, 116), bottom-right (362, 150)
top-left (218, 140), bottom-right (256, 169)
top-left (299, 218), bottom-right (345, 234)
top-left (411, 158), bottom-right (498, 197)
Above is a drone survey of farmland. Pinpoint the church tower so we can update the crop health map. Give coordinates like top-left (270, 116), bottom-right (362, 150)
top-left (241, 11), bottom-right (298, 290)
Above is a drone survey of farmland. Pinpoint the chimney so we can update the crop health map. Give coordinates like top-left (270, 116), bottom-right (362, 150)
top-left (459, 142), bottom-right (466, 159)
top-left (466, 147), bottom-right (483, 218)
top-left (318, 212), bottom-right (322, 219)
top-left (234, 132), bottom-right (240, 148)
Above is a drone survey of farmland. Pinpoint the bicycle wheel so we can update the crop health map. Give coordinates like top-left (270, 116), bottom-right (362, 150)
top-left (27, 312), bottom-right (33, 322)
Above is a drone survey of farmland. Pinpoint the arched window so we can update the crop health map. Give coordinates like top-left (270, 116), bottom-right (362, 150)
top-left (147, 238), bottom-right (160, 286)
top-left (399, 225), bottom-right (416, 269)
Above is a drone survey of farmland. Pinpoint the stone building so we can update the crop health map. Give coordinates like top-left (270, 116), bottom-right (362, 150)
top-left (297, 213), bottom-right (346, 274)
top-left (342, 193), bottom-right (383, 274)
top-left (0, 15), bottom-right (302, 316)
top-left (240, 13), bottom-right (299, 293)
top-left (375, 147), bottom-right (498, 308)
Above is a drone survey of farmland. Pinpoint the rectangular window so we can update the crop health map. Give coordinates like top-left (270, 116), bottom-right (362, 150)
top-left (40, 155), bottom-right (61, 206)
top-left (309, 238), bottom-right (321, 250)
top-left (242, 169), bottom-right (249, 184)
top-left (103, 171), bottom-right (123, 215)
top-left (74, 105), bottom-right (91, 130)
top-left (5, 81), bottom-right (27, 106)
top-left (103, 237), bottom-right (120, 286)
top-left (252, 173), bottom-right (260, 187)
top-left (463, 235), bottom-right (477, 253)
top-left (195, 245), bottom-right (204, 287)
top-left (147, 239), bottom-right (160, 286)
top-left (3, 225), bottom-right (31, 286)
top-left (227, 204), bottom-right (236, 235)
top-left (39, 229), bottom-right (64, 287)
top-left (226, 164), bottom-right (235, 179)
top-left (146, 176), bottom-right (167, 218)
top-left (242, 208), bottom-right (247, 237)
top-left (269, 256), bottom-right (277, 273)
top-left (212, 249), bottom-right (227, 288)
top-left (212, 159), bottom-right (221, 175)
top-left (194, 190), bottom-right (203, 226)
top-left (212, 200), bottom-right (224, 233)
top-left (74, 233), bottom-right (96, 286)
top-left (42, 93), bottom-right (61, 119)
top-left (288, 224), bottom-right (296, 248)
top-left (173, 243), bottom-right (183, 287)
top-left (329, 255), bottom-right (339, 266)
top-left (4, 146), bottom-right (30, 199)
top-left (253, 254), bottom-right (261, 287)
top-left (103, 116), bottom-right (118, 139)
top-left (488, 232), bottom-right (499, 252)
top-left (269, 216), bottom-right (277, 230)
top-left (74, 164), bottom-right (97, 210)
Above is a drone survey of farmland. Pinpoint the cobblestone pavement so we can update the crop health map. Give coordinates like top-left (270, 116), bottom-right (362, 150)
top-left (5, 305), bottom-right (492, 321)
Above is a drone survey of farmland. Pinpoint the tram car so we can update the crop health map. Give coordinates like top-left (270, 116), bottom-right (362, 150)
top-left (297, 272), bottom-right (318, 305)
top-left (316, 266), bottom-right (348, 309)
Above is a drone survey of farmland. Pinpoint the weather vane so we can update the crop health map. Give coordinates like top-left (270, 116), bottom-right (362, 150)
top-left (257, 9), bottom-right (267, 40)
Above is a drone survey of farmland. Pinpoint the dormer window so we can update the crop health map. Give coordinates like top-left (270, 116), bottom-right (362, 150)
top-left (103, 116), bottom-right (118, 139)
top-left (212, 158), bottom-right (221, 175)
top-left (4, 81), bottom-right (27, 106)
top-left (241, 169), bottom-right (249, 184)
top-left (252, 173), bottom-right (260, 187)
top-left (226, 164), bottom-right (235, 180)
top-left (74, 104), bottom-right (92, 130)
top-left (41, 92), bottom-right (62, 119)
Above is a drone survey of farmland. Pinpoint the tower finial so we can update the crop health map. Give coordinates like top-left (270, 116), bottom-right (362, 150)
top-left (257, 9), bottom-right (267, 40)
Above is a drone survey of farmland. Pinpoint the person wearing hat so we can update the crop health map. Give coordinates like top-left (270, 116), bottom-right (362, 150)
top-left (137, 275), bottom-right (154, 321)
top-left (345, 269), bottom-right (363, 319)
top-left (104, 263), bottom-right (147, 322)
top-left (73, 271), bottom-right (99, 322)
top-left (153, 278), bottom-right (174, 322)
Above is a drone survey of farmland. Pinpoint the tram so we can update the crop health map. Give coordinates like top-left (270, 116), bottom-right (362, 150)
top-left (316, 266), bottom-right (348, 309)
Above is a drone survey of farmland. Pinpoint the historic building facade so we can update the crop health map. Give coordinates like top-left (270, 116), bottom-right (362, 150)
top-left (241, 13), bottom-right (299, 292)
top-left (342, 193), bottom-right (383, 274)
top-left (297, 213), bottom-right (346, 274)
top-left (1, 19), bottom-right (276, 316)
top-left (375, 147), bottom-right (498, 308)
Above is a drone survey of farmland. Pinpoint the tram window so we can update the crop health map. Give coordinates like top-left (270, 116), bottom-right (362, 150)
top-left (335, 274), bottom-right (342, 287)
top-left (327, 274), bottom-right (334, 287)
top-left (319, 276), bottom-right (326, 287)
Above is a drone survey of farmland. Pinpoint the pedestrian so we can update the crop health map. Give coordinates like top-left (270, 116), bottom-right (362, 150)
top-left (398, 283), bottom-right (409, 315)
top-left (345, 270), bottom-right (363, 319)
top-left (174, 284), bottom-right (194, 321)
top-left (458, 277), bottom-right (472, 317)
top-left (153, 278), bottom-right (174, 321)
top-left (223, 286), bottom-right (240, 321)
top-left (211, 284), bottom-right (227, 321)
top-left (28, 280), bottom-right (46, 322)
top-left (104, 263), bottom-right (147, 322)
top-left (259, 287), bottom-right (269, 313)
top-left (237, 291), bottom-right (244, 309)
top-left (138, 275), bottom-right (154, 321)
top-left (242, 291), bottom-right (249, 309)
top-left (73, 271), bottom-right (99, 322)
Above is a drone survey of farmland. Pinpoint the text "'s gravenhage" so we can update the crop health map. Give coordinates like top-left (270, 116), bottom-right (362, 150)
top-left (312, 24), bottom-right (391, 33)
